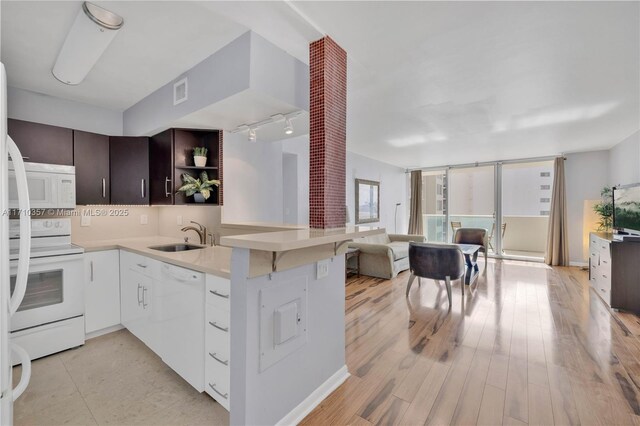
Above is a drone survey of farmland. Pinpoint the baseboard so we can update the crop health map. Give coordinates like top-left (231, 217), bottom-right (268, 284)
top-left (85, 324), bottom-right (124, 340)
top-left (276, 365), bottom-right (350, 426)
top-left (569, 261), bottom-right (588, 267)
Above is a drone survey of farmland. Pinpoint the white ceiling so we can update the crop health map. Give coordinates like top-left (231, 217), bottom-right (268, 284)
top-left (1, 1), bottom-right (638, 168)
top-left (1, 1), bottom-right (248, 110)
top-left (291, 1), bottom-right (640, 168)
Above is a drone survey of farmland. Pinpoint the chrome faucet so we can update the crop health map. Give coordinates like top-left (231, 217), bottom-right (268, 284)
top-left (181, 221), bottom-right (207, 245)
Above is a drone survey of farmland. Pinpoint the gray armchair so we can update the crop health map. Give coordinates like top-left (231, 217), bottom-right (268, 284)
top-left (406, 242), bottom-right (465, 308)
top-left (453, 228), bottom-right (488, 266)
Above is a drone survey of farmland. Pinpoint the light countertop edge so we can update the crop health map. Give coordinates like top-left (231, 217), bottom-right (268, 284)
top-left (220, 226), bottom-right (386, 252)
top-left (74, 236), bottom-right (232, 279)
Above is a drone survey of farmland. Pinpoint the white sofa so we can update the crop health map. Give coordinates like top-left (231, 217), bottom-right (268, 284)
top-left (348, 233), bottom-right (426, 279)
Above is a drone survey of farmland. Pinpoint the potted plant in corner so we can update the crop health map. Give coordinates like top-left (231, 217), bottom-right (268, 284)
top-left (177, 171), bottom-right (220, 203)
top-left (593, 186), bottom-right (613, 232)
top-left (193, 147), bottom-right (208, 167)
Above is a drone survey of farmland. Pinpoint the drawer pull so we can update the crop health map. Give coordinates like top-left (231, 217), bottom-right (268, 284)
top-left (209, 321), bottom-right (229, 332)
top-left (209, 352), bottom-right (229, 366)
top-left (602, 260), bottom-right (608, 264)
top-left (602, 275), bottom-right (608, 279)
top-left (136, 263), bottom-right (147, 269)
top-left (209, 383), bottom-right (228, 400)
top-left (209, 289), bottom-right (229, 299)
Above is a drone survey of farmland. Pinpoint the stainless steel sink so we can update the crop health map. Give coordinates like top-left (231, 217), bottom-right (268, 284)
top-left (148, 244), bottom-right (204, 252)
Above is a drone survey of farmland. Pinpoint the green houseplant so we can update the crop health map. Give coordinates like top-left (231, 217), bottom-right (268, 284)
top-left (593, 186), bottom-right (613, 232)
top-left (193, 147), bottom-right (208, 167)
top-left (177, 171), bottom-right (220, 203)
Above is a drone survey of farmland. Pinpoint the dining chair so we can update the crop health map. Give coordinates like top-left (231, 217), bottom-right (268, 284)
top-left (406, 242), bottom-right (465, 308)
top-left (487, 223), bottom-right (507, 252)
top-left (450, 221), bottom-right (462, 242)
top-left (453, 228), bottom-right (488, 266)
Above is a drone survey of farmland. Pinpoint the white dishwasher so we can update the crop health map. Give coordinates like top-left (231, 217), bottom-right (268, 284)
top-left (158, 262), bottom-right (205, 392)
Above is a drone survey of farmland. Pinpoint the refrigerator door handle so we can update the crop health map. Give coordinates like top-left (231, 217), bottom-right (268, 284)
top-left (7, 136), bottom-right (31, 315)
top-left (10, 343), bottom-right (31, 401)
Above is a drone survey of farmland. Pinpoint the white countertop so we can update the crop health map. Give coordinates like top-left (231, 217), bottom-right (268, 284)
top-left (75, 236), bottom-right (232, 279)
top-left (220, 225), bottom-right (385, 252)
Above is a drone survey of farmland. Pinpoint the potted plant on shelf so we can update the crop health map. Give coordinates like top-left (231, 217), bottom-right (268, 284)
top-left (593, 186), bottom-right (613, 232)
top-left (193, 147), bottom-right (208, 167)
top-left (177, 171), bottom-right (220, 203)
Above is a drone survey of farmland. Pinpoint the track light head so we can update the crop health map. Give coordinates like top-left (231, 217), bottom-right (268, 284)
top-left (284, 118), bottom-right (294, 135)
top-left (248, 127), bottom-right (257, 142)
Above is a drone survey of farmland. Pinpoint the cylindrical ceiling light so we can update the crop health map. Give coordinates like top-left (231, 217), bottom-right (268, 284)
top-left (52, 2), bottom-right (124, 85)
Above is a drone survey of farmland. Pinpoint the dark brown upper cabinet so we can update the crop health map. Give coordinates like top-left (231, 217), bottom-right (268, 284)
top-left (149, 129), bottom-right (175, 205)
top-left (149, 128), bottom-right (221, 206)
top-left (109, 137), bottom-right (149, 205)
top-left (73, 130), bottom-right (110, 205)
top-left (8, 119), bottom-right (73, 165)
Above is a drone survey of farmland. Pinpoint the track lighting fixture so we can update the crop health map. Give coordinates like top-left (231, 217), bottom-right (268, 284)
top-left (231, 110), bottom-right (303, 140)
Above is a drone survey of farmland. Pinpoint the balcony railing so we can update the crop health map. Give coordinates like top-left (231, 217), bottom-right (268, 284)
top-left (423, 214), bottom-right (548, 258)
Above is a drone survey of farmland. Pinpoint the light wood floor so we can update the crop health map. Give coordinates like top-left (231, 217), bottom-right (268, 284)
top-left (301, 259), bottom-right (640, 426)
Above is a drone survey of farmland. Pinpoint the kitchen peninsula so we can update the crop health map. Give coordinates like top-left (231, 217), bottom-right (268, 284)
top-left (77, 223), bottom-right (384, 425)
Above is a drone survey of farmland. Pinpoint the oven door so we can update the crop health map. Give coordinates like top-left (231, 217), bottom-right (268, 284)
top-left (9, 254), bottom-right (84, 332)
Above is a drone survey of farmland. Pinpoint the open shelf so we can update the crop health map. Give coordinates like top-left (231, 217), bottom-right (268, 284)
top-left (176, 166), bottom-right (219, 170)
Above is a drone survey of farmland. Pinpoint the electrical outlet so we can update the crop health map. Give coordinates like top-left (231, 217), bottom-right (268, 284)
top-left (177, 215), bottom-right (183, 225)
top-left (316, 259), bottom-right (330, 280)
top-left (80, 215), bottom-right (91, 227)
top-left (140, 214), bottom-right (148, 225)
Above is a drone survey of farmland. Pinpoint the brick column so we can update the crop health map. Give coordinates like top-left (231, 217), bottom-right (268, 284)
top-left (309, 36), bottom-right (347, 229)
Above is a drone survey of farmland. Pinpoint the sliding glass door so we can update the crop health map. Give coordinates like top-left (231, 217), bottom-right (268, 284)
top-left (501, 161), bottom-right (554, 259)
top-left (421, 170), bottom-right (447, 242)
top-left (448, 166), bottom-right (496, 251)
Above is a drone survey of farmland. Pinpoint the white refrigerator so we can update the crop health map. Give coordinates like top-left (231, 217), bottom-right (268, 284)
top-left (0, 62), bottom-right (32, 424)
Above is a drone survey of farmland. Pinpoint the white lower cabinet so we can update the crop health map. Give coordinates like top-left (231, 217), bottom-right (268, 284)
top-left (84, 250), bottom-right (121, 334)
top-left (120, 251), bottom-right (161, 354)
top-left (205, 274), bottom-right (231, 411)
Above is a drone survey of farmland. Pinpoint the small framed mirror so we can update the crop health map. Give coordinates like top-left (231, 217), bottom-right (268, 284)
top-left (355, 179), bottom-right (380, 224)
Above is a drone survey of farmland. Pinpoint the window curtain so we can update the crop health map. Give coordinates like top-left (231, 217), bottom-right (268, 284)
top-left (545, 157), bottom-right (569, 266)
top-left (408, 170), bottom-right (423, 235)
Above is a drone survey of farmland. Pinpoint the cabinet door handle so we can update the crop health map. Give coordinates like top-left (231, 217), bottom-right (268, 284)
top-left (208, 383), bottom-right (228, 400)
top-left (90, 261), bottom-right (94, 282)
top-left (141, 179), bottom-right (146, 199)
top-left (209, 321), bottom-right (229, 332)
top-left (102, 178), bottom-right (106, 198)
top-left (209, 352), bottom-right (229, 366)
top-left (137, 284), bottom-right (143, 306)
top-left (165, 177), bottom-right (171, 198)
top-left (142, 287), bottom-right (148, 309)
top-left (209, 289), bottom-right (229, 299)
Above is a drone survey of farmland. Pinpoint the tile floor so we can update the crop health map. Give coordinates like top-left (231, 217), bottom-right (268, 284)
top-left (12, 329), bottom-right (229, 425)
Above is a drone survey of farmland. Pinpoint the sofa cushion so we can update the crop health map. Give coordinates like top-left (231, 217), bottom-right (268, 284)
top-left (359, 233), bottom-right (391, 245)
top-left (387, 241), bottom-right (409, 260)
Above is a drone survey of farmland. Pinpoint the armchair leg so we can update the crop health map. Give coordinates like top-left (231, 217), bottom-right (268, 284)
top-left (406, 274), bottom-right (417, 297)
top-left (418, 277), bottom-right (421, 287)
top-left (444, 276), bottom-right (452, 308)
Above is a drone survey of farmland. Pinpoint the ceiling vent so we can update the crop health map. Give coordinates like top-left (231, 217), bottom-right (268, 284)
top-left (173, 78), bottom-right (188, 106)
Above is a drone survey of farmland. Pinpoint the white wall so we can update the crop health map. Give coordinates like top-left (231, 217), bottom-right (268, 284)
top-left (8, 86), bottom-right (123, 135)
top-left (347, 151), bottom-right (406, 233)
top-left (609, 130), bottom-right (640, 187)
top-left (565, 150), bottom-right (610, 264)
top-left (222, 132), bottom-right (284, 224)
top-left (282, 136), bottom-right (310, 225)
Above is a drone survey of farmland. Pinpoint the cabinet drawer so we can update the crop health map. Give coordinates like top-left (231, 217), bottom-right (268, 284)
top-left (205, 356), bottom-right (230, 410)
top-left (206, 275), bottom-right (230, 310)
top-left (122, 251), bottom-right (160, 278)
top-left (206, 306), bottom-right (230, 348)
top-left (597, 287), bottom-right (611, 307)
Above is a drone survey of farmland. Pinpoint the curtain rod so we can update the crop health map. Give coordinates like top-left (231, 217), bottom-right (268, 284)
top-left (404, 154), bottom-right (566, 173)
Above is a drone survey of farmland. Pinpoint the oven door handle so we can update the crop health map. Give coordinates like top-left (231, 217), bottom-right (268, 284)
top-left (11, 342), bottom-right (31, 401)
top-left (7, 136), bottom-right (31, 316)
